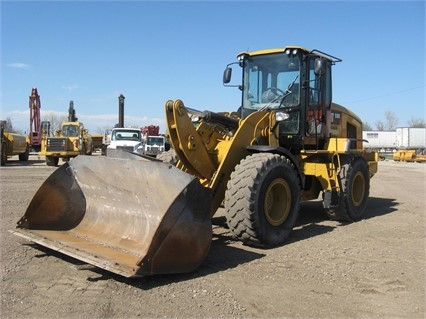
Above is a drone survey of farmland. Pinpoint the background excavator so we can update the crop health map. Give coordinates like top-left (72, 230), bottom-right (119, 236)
top-left (28, 88), bottom-right (51, 152)
top-left (12, 45), bottom-right (378, 278)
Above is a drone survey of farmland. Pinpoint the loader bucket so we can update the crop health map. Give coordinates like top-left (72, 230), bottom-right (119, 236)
top-left (11, 154), bottom-right (212, 278)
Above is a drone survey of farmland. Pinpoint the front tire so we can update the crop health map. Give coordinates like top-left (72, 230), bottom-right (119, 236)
top-left (224, 153), bottom-right (300, 247)
top-left (46, 156), bottom-right (59, 167)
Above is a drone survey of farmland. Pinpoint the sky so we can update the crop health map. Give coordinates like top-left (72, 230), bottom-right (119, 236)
top-left (1, 0), bottom-right (425, 134)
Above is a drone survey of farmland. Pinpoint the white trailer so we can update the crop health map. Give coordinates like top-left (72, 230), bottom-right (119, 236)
top-left (395, 127), bottom-right (426, 149)
top-left (363, 131), bottom-right (396, 149)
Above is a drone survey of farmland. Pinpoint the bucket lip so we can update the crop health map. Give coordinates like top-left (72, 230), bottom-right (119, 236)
top-left (10, 229), bottom-right (141, 277)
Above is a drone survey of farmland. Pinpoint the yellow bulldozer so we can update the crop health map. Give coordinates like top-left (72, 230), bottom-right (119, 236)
top-left (12, 46), bottom-right (378, 278)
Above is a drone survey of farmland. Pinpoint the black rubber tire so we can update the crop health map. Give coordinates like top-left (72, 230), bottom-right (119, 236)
top-left (45, 156), bottom-right (59, 167)
top-left (325, 156), bottom-right (370, 222)
top-left (224, 153), bottom-right (300, 247)
top-left (156, 149), bottom-right (178, 166)
top-left (18, 146), bottom-right (29, 161)
top-left (1, 143), bottom-right (7, 166)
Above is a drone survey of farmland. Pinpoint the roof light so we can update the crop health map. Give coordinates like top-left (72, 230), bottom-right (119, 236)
top-left (237, 53), bottom-right (248, 61)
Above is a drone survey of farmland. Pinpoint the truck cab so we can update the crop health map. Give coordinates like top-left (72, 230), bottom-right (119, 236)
top-left (107, 128), bottom-right (144, 156)
top-left (143, 135), bottom-right (166, 157)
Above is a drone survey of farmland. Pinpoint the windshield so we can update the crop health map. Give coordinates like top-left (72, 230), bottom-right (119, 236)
top-left (243, 53), bottom-right (301, 110)
top-left (62, 124), bottom-right (79, 137)
top-left (147, 136), bottom-right (164, 145)
top-left (111, 130), bottom-right (141, 141)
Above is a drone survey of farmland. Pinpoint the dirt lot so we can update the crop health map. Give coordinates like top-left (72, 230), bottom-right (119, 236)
top-left (1, 155), bottom-right (425, 319)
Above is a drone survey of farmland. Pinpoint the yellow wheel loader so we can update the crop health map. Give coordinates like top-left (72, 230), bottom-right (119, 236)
top-left (11, 46), bottom-right (378, 278)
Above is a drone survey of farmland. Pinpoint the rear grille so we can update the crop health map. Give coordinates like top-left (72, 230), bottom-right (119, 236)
top-left (46, 138), bottom-right (67, 151)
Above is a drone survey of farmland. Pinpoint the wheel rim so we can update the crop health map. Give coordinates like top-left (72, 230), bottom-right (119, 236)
top-left (351, 171), bottom-right (366, 207)
top-left (264, 178), bottom-right (291, 226)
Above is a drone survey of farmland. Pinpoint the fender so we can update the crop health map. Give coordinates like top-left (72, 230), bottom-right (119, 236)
top-left (246, 145), bottom-right (305, 188)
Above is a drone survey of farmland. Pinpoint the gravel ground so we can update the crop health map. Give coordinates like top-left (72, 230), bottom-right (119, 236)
top-left (1, 155), bottom-right (425, 319)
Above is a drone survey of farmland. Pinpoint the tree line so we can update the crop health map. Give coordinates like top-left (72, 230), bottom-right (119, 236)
top-left (363, 111), bottom-right (425, 131)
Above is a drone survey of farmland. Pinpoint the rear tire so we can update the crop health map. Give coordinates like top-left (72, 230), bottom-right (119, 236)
top-left (325, 156), bottom-right (370, 222)
top-left (18, 145), bottom-right (29, 161)
top-left (224, 153), bottom-right (300, 247)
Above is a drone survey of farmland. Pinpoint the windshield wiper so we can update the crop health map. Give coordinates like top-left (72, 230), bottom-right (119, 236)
top-left (258, 75), bottom-right (299, 112)
top-left (277, 75), bottom-right (299, 108)
top-left (258, 95), bottom-right (284, 111)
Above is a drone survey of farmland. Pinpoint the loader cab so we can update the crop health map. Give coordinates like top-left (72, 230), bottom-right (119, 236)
top-left (225, 46), bottom-right (340, 154)
top-left (62, 124), bottom-right (80, 137)
top-left (41, 121), bottom-right (51, 137)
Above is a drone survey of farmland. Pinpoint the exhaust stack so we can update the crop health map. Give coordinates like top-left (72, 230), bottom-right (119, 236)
top-left (118, 94), bottom-right (125, 128)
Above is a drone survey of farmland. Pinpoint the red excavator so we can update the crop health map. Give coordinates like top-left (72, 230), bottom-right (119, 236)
top-left (29, 88), bottom-right (51, 152)
top-left (29, 88), bottom-right (42, 152)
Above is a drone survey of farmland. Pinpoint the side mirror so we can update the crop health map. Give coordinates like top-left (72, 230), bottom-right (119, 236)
top-left (314, 58), bottom-right (327, 76)
top-left (223, 67), bottom-right (232, 84)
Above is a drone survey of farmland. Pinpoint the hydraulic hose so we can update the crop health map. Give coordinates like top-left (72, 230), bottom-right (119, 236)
top-left (186, 107), bottom-right (239, 129)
